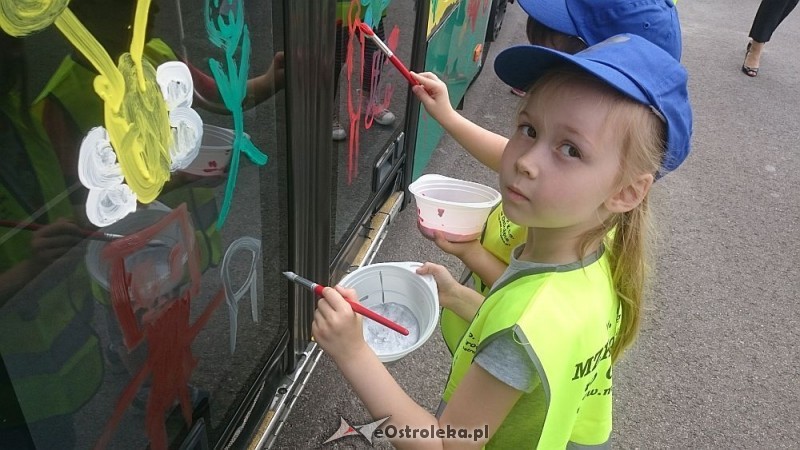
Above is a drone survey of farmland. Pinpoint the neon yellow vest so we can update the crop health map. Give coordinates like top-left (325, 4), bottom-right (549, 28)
top-left (444, 250), bottom-right (618, 448)
top-left (440, 203), bottom-right (526, 354)
top-left (31, 39), bottom-right (222, 270)
top-left (1, 93), bottom-right (102, 425)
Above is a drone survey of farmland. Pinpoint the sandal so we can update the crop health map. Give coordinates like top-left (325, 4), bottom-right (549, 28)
top-left (741, 42), bottom-right (759, 77)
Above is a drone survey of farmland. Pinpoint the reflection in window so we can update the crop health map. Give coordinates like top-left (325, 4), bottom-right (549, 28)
top-left (331, 0), bottom-right (414, 252)
top-left (0, 0), bottom-right (288, 448)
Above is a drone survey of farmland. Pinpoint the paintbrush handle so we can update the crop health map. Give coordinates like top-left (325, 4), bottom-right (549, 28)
top-left (0, 219), bottom-right (104, 239)
top-left (312, 284), bottom-right (409, 336)
top-left (358, 22), bottom-right (419, 86)
top-left (388, 54), bottom-right (419, 86)
top-left (0, 220), bottom-right (165, 246)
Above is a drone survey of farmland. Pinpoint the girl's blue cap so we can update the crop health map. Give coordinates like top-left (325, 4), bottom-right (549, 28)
top-left (494, 34), bottom-right (692, 177)
top-left (519, 0), bottom-right (682, 60)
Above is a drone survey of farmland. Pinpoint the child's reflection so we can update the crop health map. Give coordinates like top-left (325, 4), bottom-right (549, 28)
top-left (333, 0), bottom-right (397, 142)
top-left (0, 31), bottom-right (103, 450)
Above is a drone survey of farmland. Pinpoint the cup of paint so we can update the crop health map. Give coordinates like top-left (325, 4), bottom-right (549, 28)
top-left (338, 262), bottom-right (439, 363)
top-left (180, 124), bottom-right (237, 177)
top-left (85, 204), bottom-right (182, 293)
top-left (408, 174), bottom-right (501, 242)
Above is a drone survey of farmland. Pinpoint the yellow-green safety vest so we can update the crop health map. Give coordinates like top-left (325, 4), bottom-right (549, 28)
top-left (440, 203), bottom-right (526, 354)
top-left (444, 249), bottom-right (618, 448)
top-left (1, 91), bottom-right (102, 426)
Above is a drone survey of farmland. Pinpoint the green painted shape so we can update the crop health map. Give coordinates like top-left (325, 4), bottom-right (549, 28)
top-left (412, 0), bottom-right (490, 180)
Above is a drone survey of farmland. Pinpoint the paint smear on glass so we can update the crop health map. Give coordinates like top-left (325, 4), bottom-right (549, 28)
top-left (93, 205), bottom-right (224, 450)
top-left (220, 236), bottom-right (261, 354)
top-left (361, 0), bottom-right (390, 29)
top-left (205, 0), bottom-right (268, 229)
top-left (363, 25), bottom-right (398, 130)
top-left (0, 0), bottom-right (204, 227)
top-left (343, 0), bottom-right (399, 184)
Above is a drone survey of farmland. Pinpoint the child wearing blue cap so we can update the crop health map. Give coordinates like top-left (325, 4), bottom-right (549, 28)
top-left (314, 35), bottom-right (692, 448)
top-left (413, 0), bottom-right (684, 354)
top-left (519, 0), bottom-right (682, 60)
top-left (516, 0), bottom-right (680, 95)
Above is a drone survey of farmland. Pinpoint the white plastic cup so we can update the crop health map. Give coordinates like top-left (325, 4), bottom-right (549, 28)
top-left (85, 207), bottom-right (180, 292)
top-left (408, 174), bottom-right (501, 242)
top-left (339, 262), bottom-right (439, 363)
top-left (180, 124), bottom-right (236, 176)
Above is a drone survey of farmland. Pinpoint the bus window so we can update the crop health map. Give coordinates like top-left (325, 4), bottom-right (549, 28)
top-left (330, 0), bottom-right (418, 258)
top-left (0, 0), bottom-right (289, 448)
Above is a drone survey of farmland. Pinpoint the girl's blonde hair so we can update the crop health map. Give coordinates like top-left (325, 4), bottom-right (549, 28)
top-left (524, 68), bottom-right (665, 362)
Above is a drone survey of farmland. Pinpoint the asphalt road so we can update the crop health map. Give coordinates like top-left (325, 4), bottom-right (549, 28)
top-left (274, 1), bottom-right (800, 448)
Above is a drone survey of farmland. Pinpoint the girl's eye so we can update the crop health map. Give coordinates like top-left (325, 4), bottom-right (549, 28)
top-left (518, 124), bottom-right (536, 138)
top-left (557, 143), bottom-right (581, 159)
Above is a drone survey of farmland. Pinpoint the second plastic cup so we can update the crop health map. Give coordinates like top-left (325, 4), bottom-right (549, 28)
top-left (408, 174), bottom-right (501, 242)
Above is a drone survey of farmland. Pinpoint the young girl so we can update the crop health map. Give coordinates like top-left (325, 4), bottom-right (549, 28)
top-left (413, 0), bottom-right (684, 354)
top-left (313, 34), bottom-right (692, 448)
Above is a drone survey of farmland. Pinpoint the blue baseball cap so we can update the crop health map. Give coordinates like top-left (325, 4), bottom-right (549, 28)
top-left (494, 34), bottom-right (692, 177)
top-left (518, 0), bottom-right (682, 60)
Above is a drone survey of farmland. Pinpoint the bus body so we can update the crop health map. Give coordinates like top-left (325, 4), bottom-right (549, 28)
top-left (0, 0), bottom-right (506, 448)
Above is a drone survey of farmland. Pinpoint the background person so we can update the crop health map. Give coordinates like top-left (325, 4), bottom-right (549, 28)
top-left (332, 0), bottom-right (396, 141)
top-left (742, 0), bottom-right (799, 77)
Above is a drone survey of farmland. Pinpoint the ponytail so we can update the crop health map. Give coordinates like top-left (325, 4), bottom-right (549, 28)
top-left (607, 197), bottom-right (652, 361)
top-left (579, 190), bottom-right (653, 363)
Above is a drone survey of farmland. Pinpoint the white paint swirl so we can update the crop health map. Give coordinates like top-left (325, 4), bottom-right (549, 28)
top-left (86, 184), bottom-right (138, 227)
top-left (156, 61), bottom-right (194, 110)
top-left (168, 107), bottom-right (203, 171)
top-left (78, 126), bottom-right (124, 189)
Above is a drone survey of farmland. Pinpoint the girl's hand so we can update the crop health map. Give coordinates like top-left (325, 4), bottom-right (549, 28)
top-left (411, 72), bottom-right (457, 124)
top-left (415, 262), bottom-right (464, 311)
top-left (432, 230), bottom-right (481, 261)
top-left (312, 286), bottom-right (369, 363)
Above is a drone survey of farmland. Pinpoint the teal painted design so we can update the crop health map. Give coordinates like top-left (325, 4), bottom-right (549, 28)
top-left (413, 0), bottom-right (489, 180)
top-left (361, 0), bottom-right (391, 28)
top-left (205, 0), bottom-right (269, 229)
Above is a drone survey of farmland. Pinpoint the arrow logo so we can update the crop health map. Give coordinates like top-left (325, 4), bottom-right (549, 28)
top-left (323, 416), bottom-right (391, 445)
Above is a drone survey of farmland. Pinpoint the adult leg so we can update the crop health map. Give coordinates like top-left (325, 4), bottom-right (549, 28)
top-left (749, 0), bottom-right (799, 43)
top-left (743, 0), bottom-right (799, 74)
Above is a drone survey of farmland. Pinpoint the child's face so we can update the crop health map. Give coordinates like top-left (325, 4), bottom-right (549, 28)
top-left (499, 78), bottom-right (625, 232)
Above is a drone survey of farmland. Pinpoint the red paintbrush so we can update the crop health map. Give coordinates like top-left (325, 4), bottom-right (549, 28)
top-left (358, 22), bottom-right (420, 87)
top-left (282, 270), bottom-right (409, 336)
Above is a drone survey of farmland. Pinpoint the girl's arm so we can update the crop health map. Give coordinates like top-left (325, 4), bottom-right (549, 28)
top-left (411, 72), bottom-right (509, 173)
top-left (429, 232), bottom-right (508, 292)
top-left (313, 286), bottom-right (523, 449)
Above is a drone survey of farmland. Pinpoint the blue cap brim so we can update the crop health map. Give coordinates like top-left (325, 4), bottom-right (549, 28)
top-left (495, 44), bottom-right (650, 108)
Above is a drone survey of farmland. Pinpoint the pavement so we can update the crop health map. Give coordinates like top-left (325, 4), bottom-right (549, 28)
top-left (274, 1), bottom-right (800, 448)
